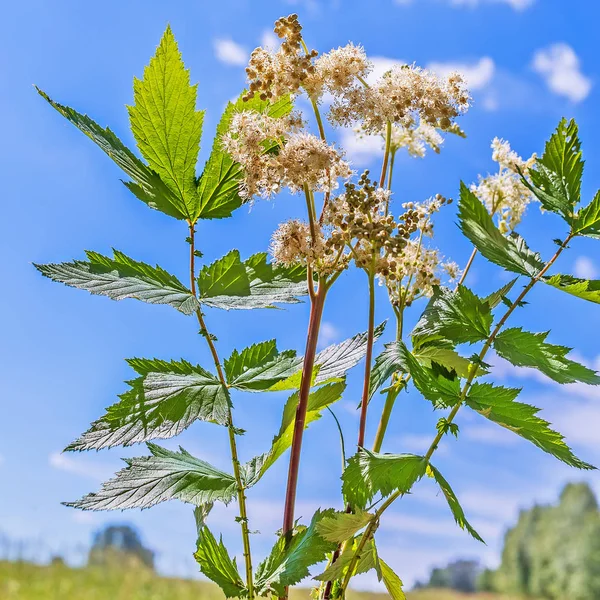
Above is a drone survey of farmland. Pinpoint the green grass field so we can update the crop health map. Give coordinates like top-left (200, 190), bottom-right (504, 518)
top-left (0, 561), bottom-right (532, 600)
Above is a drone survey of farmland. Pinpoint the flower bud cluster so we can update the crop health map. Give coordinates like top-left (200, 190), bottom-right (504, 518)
top-left (471, 137), bottom-right (537, 233)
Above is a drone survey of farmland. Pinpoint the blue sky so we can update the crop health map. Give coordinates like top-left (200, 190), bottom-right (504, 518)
top-left (2, 0), bottom-right (600, 589)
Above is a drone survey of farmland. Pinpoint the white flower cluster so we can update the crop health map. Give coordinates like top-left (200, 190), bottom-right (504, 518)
top-left (471, 137), bottom-right (537, 233)
top-left (391, 120), bottom-right (445, 157)
top-left (222, 111), bottom-right (351, 199)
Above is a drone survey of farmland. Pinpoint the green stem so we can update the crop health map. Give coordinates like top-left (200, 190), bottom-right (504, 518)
top-left (379, 121), bottom-right (392, 189)
top-left (188, 223), bottom-right (254, 599)
top-left (339, 232), bottom-right (574, 596)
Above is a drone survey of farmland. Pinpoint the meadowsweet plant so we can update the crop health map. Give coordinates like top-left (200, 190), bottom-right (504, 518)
top-left (36, 14), bottom-right (600, 600)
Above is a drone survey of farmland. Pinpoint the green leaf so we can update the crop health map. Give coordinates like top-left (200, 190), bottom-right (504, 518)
top-left (254, 509), bottom-right (337, 596)
top-left (66, 358), bottom-right (229, 451)
top-left (493, 327), bottom-right (600, 385)
top-left (342, 449), bottom-right (427, 509)
top-left (196, 93), bottom-right (293, 220)
top-left (241, 382), bottom-right (345, 487)
top-left (573, 189), bottom-right (600, 238)
top-left (316, 510), bottom-right (373, 543)
top-left (272, 322), bottom-right (387, 392)
top-left (66, 443), bottom-right (237, 510)
top-left (544, 274), bottom-right (600, 305)
top-left (396, 342), bottom-right (462, 409)
top-left (224, 340), bottom-right (299, 391)
top-left (484, 278), bottom-right (518, 309)
top-left (412, 285), bottom-right (493, 349)
top-left (313, 535), bottom-right (380, 582)
top-left (380, 559), bottom-right (406, 600)
top-left (35, 250), bottom-right (199, 315)
top-left (428, 465), bottom-right (484, 543)
top-left (413, 344), bottom-right (475, 379)
top-left (199, 251), bottom-right (308, 309)
top-left (458, 183), bottom-right (544, 277)
top-left (525, 118), bottom-right (583, 220)
top-left (128, 26), bottom-right (205, 222)
top-left (465, 382), bottom-right (594, 470)
top-left (35, 87), bottom-right (188, 220)
top-left (195, 523), bottom-right (246, 597)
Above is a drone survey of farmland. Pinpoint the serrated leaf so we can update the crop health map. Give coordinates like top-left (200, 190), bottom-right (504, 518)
top-left (484, 278), bottom-right (518, 309)
top-left (428, 465), bottom-right (484, 543)
top-left (524, 118), bottom-right (583, 220)
top-left (544, 274), bottom-right (600, 304)
top-left (196, 93), bottom-right (293, 219)
top-left (254, 509), bottom-right (337, 596)
top-left (458, 183), bottom-right (544, 277)
top-left (241, 382), bottom-right (345, 487)
top-left (493, 327), bottom-right (600, 385)
top-left (412, 285), bottom-right (493, 349)
top-left (35, 250), bottom-right (198, 315)
top-left (66, 443), bottom-right (237, 511)
top-left (36, 87), bottom-right (188, 220)
top-left (342, 449), bottom-right (427, 509)
top-left (272, 322), bottom-right (387, 392)
top-left (67, 358), bottom-right (229, 451)
top-left (465, 382), bottom-right (594, 469)
top-left (316, 510), bottom-right (373, 543)
top-left (128, 26), bottom-right (205, 221)
top-left (224, 340), bottom-right (299, 391)
top-left (413, 344), bottom-right (475, 379)
top-left (199, 251), bottom-right (308, 309)
top-left (573, 189), bottom-right (600, 238)
top-left (396, 342), bottom-right (462, 409)
top-left (380, 559), bottom-right (407, 600)
top-left (313, 535), bottom-right (380, 582)
top-left (195, 523), bottom-right (246, 597)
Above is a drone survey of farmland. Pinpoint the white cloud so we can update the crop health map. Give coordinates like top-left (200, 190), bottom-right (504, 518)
top-left (48, 452), bottom-right (114, 481)
top-left (213, 39), bottom-right (249, 67)
top-left (395, 0), bottom-right (534, 10)
top-left (318, 321), bottom-right (341, 348)
top-left (368, 56), bottom-right (405, 83)
top-left (338, 128), bottom-right (384, 164)
top-left (427, 57), bottom-right (495, 90)
top-left (532, 43), bottom-right (592, 103)
top-left (463, 422), bottom-right (522, 447)
top-left (574, 256), bottom-right (598, 279)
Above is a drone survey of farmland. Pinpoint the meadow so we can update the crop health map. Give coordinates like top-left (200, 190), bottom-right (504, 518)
top-left (0, 561), bottom-right (533, 600)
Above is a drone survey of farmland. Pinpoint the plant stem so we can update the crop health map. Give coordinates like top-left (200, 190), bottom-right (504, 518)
top-left (282, 281), bottom-right (328, 536)
top-left (338, 232), bottom-right (574, 597)
top-left (357, 269), bottom-right (376, 448)
top-left (457, 247), bottom-right (478, 286)
top-left (188, 223), bottom-right (254, 600)
top-left (379, 121), bottom-right (392, 189)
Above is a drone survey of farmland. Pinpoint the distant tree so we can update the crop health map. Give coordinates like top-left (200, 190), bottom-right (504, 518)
top-left (421, 559), bottom-right (481, 593)
top-left (493, 483), bottom-right (600, 600)
top-left (88, 524), bottom-right (154, 570)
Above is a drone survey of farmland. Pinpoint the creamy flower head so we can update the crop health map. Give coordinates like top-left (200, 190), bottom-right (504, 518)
top-left (471, 137), bottom-right (537, 233)
top-left (313, 43), bottom-right (371, 94)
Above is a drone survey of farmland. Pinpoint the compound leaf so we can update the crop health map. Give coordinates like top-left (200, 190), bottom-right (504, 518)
top-left (544, 274), bottom-right (600, 305)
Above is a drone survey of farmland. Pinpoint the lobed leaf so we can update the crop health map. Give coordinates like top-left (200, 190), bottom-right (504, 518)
top-left (66, 443), bottom-right (237, 511)
top-left (428, 465), bottom-right (484, 542)
top-left (342, 449), bottom-right (427, 509)
top-left (128, 26), bottom-right (205, 222)
top-left (458, 183), bottom-right (544, 277)
top-left (313, 535), bottom-right (380, 582)
top-left (380, 559), bottom-right (407, 600)
top-left (493, 327), bottom-right (600, 385)
top-left (316, 509), bottom-right (373, 544)
top-left (195, 522), bottom-right (246, 597)
top-left (35, 250), bottom-right (199, 315)
top-left (544, 274), bottom-right (600, 305)
top-left (412, 285), bottom-right (493, 349)
top-left (524, 118), bottom-right (583, 221)
top-left (67, 358), bottom-right (229, 451)
top-left (254, 509), bottom-right (337, 596)
top-left (36, 87), bottom-right (189, 220)
top-left (199, 251), bottom-right (308, 309)
top-left (465, 382), bottom-right (594, 469)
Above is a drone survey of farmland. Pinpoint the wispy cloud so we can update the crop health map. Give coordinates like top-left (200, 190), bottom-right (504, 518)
top-left (260, 29), bottom-right (279, 50)
top-left (213, 38), bottom-right (249, 66)
top-left (532, 43), bottom-right (592, 103)
top-left (395, 0), bottom-right (535, 11)
top-left (48, 452), bottom-right (115, 482)
top-left (573, 256), bottom-right (598, 279)
top-left (318, 321), bottom-right (341, 349)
